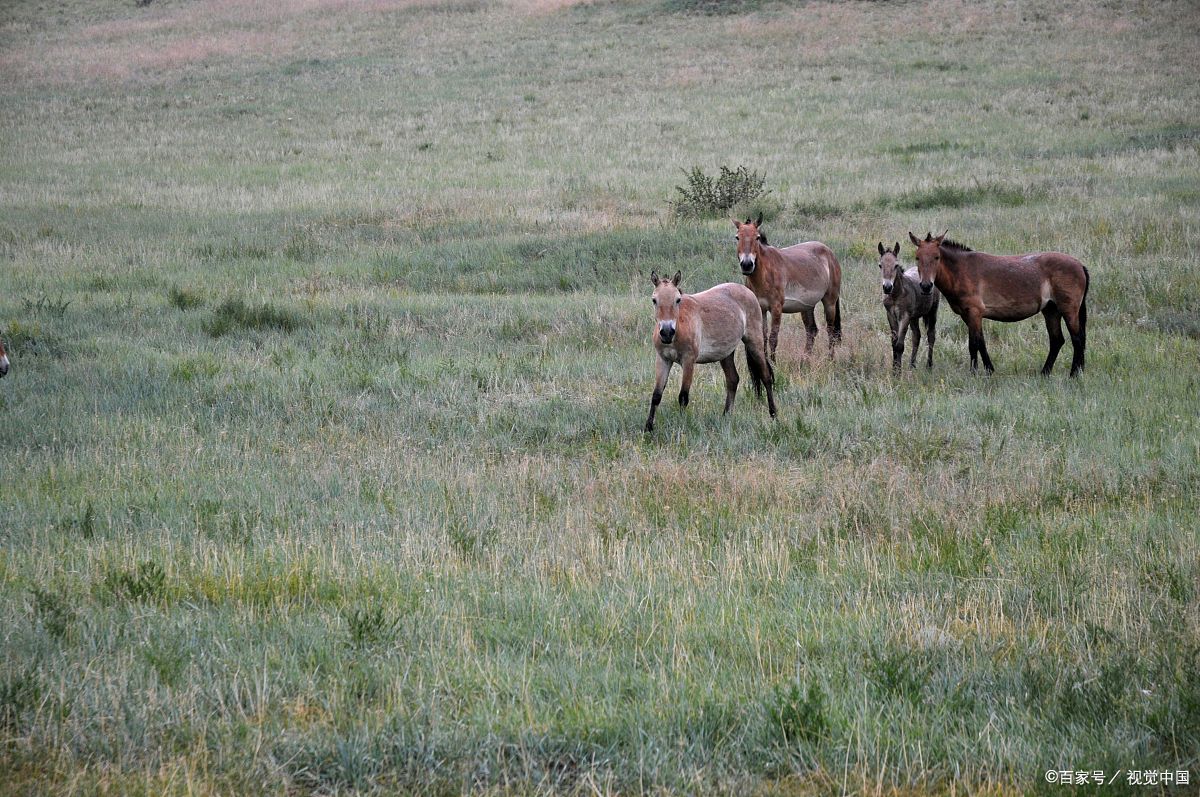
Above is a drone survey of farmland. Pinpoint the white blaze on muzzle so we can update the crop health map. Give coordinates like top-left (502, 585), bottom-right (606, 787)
top-left (658, 321), bottom-right (676, 339)
top-left (739, 254), bottom-right (756, 271)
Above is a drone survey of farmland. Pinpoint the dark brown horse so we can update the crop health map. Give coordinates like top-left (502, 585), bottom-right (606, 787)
top-left (734, 214), bottom-right (842, 362)
top-left (909, 231), bottom-right (1089, 376)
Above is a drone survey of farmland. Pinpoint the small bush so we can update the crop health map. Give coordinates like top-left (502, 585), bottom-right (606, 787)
top-left (671, 164), bottom-right (769, 218)
top-left (204, 297), bottom-right (304, 337)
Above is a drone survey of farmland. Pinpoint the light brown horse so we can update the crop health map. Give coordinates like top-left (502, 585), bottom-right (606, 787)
top-left (0, 338), bottom-right (8, 377)
top-left (734, 214), bottom-right (842, 362)
top-left (645, 270), bottom-right (777, 433)
top-left (909, 231), bottom-right (1089, 376)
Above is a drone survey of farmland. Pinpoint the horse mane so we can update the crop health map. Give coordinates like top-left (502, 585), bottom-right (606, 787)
top-left (940, 238), bottom-right (973, 252)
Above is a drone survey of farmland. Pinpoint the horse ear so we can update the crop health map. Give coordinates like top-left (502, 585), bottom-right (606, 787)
top-left (732, 218), bottom-right (742, 230)
top-left (893, 241), bottom-right (901, 255)
top-left (671, 270), bottom-right (682, 287)
top-left (908, 231), bottom-right (921, 246)
top-left (651, 270), bottom-right (659, 286)
top-left (924, 232), bottom-right (933, 242)
top-left (755, 212), bottom-right (763, 227)
top-left (936, 229), bottom-right (949, 241)
top-left (878, 242), bottom-right (886, 256)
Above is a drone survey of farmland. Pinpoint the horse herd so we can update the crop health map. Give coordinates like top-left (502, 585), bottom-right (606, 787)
top-left (644, 215), bottom-right (1090, 432)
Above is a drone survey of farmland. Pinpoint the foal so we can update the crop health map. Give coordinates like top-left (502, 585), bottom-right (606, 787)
top-left (910, 231), bottom-right (1089, 376)
top-left (877, 241), bottom-right (939, 370)
top-left (734, 214), bottom-right (842, 362)
top-left (644, 270), bottom-right (777, 433)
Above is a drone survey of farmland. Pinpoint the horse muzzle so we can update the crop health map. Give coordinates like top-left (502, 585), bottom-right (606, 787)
top-left (0, 356), bottom-right (8, 377)
top-left (882, 283), bottom-right (893, 295)
top-left (920, 282), bottom-right (933, 295)
top-left (739, 258), bottom-right (756, 275)
top-left (658, 323), bottom-right (676, 344)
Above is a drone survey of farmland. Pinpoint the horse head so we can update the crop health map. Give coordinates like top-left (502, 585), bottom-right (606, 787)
top-left (877, 241), bottom-right (903, 295)
top-left (733, 213), bottom-right (767, 275)
top-left (650, 270), bottom-right (683, 344)
top-left (908, 230), bottom-right (948, 295)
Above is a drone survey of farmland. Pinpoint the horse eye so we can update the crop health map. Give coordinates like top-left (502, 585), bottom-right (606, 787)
top-left (675, 297), bottom-right (681, 305)
top-left (652, 298), bottom-right (657, 305)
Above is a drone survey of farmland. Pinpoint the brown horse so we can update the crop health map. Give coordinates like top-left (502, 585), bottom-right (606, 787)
top-left (734, 214), bottom-right (842, 362)
top-left (0, 338), bottom-right (8, 377)
top-left (644, 270), bottom-right (777, 433)
top-left (909, 231), bottom-right (1089, 376)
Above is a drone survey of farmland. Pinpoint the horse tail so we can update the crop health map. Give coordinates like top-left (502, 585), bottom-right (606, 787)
top-left (746, 341), bottom-right (773, 399)
top-left (1079, 266), bottom-right (1089, 340)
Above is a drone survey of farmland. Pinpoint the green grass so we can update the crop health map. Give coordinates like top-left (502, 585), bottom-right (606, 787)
top-left (2, 0), bottom-right (1199, 794)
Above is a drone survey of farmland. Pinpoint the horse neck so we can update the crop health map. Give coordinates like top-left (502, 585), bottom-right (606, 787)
top-left (894, 270), bottom-right (918, 304)
top-left (752, 244), bottom-right (780, 283)
top-left (935, 246), bottom-right (968, 289)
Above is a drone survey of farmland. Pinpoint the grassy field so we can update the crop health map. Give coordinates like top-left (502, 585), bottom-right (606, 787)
top-left (2, 0), bottom-right (1199, 794)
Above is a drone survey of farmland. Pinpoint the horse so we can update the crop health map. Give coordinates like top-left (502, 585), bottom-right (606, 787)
top-left (0, 338), bottom-right (8, 377)
top-left (733, 214), bottom-right (842, 362)
top-left (644, 270), bottom-right (777, 433)
top-left (909, 231), bottom-right (1089, 376)
top-left (877, 241), bottom-right (939, 370)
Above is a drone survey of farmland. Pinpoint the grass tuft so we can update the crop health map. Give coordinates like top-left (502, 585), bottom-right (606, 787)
top-left (204, 297), bottom-right (305, 337)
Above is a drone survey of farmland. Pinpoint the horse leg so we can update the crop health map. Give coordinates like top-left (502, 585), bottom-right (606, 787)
top-left (644, 356), bottom-right (672, 433)
top-left (769, 303), bottom-right (784, 362)
top-left (924, 304), bottom-right (937, 369)
top-left (678, 356), bottom-right (696, 408)
top-left (801, 308), bottom-right (817, 357)
top-left (1040, 304), bottom-right (1064, 376)
top-left (1064, 299), bottom-right (1086, 377)
top-left (967, 312), bottom-right (993, 373)
top-left (719, 354), bottom-right (739, 414)
top-left (822, 297), bottom-right (839, 358)
top-left (890, 312), bottom-right (907, 372)
top-left (909, 317), bottom-right (922, 369)
top-left (761, 308), bottom-right (772, 363)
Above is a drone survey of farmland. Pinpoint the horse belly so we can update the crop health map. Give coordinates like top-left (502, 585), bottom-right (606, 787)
top-left (981, 291), bottom-right (1040, 321)
top-left (782, 283), bottom-right (823, 313)
top-left (696, 338), bottom-right (733, 363)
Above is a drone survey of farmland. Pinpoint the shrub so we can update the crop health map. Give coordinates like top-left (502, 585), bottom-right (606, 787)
top-left (671, 164), bottom-right (769, 218)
